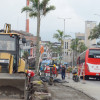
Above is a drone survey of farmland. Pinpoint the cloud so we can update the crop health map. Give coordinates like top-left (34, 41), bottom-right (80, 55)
top-left (0, 0), bottom-right (99, 42)
top-left (38, 0), bottom-right (85, 41)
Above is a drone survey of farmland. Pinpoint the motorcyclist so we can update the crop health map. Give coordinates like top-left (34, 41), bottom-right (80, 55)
top-left (72, 66), bottom-right (79, 82)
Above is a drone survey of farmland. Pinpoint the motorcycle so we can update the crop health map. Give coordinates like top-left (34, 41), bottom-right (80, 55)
top-left (72, 69), bottom-right (79, 82)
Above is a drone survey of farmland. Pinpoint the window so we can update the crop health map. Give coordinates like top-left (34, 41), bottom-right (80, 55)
top-left (67, 52), bottom-right (68, 55)
top-left (67, 42), bottom-right (68, 49)
top-left (44, 49), bottom-right (46, 52)
top-left (0, 35), bottom-right (16, 51)
top-left (77, 36), bottom-right (85, 40)
top-left (52, 53), bottom-right (57, 57)
top-left (89, 49), bottom-right (100, 58)
top-left (79, 51), bottom-right (86, 63)
top-left (65, 42), bottom-right (66, 49)
top-left (43, 54), bottom-right (47, 57)
top-left (26, 41), bottom-right (30, 46)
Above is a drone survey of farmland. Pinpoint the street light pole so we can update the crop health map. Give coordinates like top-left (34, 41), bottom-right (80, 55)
top-left (64, 19), bottom-right (65, 35)
top-left (58, 18), bottom-right (71, 63)
top-left (58, 18), bottom-right (71, 34)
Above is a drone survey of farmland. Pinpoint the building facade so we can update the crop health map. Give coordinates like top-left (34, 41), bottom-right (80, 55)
top-left (63, 38), bottom-right (72, 64)
top-left (40, 41), bottom-right (61, 64)
top-left (85, 21), bottom-right (96, 48)
top-left (75, 32), bottom-right (85, 43)
top-left (12, 30), bottom-right (37, 58)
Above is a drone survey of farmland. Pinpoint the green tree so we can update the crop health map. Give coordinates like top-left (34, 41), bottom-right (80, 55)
top-left (78, 42), bottom-right (87, 53)
top-left (88, 23), bottom-right (100, 40)
top-left (22, 0), bottom-right (55, 72)
top-left (70, 38), bottom-right (79, 65)
top-left (70, 38), bottom-right (87, 65)
top-left (71, 38), bottom-right (79, 52)
top-left (22, 51), bottom-right (29, 61)
top-left (53, 30), bottom-right (70, 62)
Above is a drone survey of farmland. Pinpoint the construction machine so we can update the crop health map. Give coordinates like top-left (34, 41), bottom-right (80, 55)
top-left (0, 24), bottom-right (26, 99)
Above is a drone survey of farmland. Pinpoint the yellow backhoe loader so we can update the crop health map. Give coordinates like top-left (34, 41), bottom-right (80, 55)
top-left (0, 24), bottom-right (26, 99)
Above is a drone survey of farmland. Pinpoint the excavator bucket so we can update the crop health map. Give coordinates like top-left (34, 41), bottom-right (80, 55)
top-left (0, 73), bottom-right (26, 99)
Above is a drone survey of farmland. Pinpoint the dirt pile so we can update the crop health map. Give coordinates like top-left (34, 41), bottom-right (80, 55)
top-left (28, 79), bottom-right (51, 100)
top-left (0, 86), bottom-right (24, 99)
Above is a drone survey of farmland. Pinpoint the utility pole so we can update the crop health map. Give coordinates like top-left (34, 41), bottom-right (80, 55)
top-left (58, 18), bottom-right (71, 63)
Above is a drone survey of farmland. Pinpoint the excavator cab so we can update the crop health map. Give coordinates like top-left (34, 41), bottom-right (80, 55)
top-left (0, 24), bottom-right (26, 99)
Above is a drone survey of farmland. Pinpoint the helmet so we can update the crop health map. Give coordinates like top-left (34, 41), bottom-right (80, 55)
top-left (47, 63), bottom-right (49, 66)
top-left (25, 70), bottom-right (27, 73)
top-left (53, 64), bottom-right (56, 67)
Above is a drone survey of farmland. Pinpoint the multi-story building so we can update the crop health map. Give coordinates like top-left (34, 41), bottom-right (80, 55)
top-left (51, 42), bottom-right (61, 61)
top-left (63, 33), bottom-right (85, 65)
top-left (75, 32), bottom-right (85, 43)
top-left (62, 21), bottom-right (97, 65)
top-left (12, 30), bottom-right (37, 58)
top-left (40, 41), bottom-right (61, 64)
top-left (63, 38), bottom-right (72, 64)
top-left (85, 21), bottom-right (96, 48)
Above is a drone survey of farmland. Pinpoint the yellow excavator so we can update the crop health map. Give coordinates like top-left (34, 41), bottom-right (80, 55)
top-left (0, 24), bottom-right (26, 99)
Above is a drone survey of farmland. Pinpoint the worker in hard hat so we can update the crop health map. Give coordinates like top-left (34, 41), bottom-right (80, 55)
top-left (25, 70), bottom-right (35, 82)
top-left (52, 64), bottom-right (57, 77)
top-left (44, 64), bottom-right (50, 76)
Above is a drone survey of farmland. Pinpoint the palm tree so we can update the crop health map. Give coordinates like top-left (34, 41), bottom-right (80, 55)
top-left (22, 0), bottom-right (55, 72)
top-left (53, 30), bottom-right (70, 62)
top-left (78, 42), bottom-right (87, 53)
top-left (70, 38), bottom-right (87, 65)
top-left (70, 38), bottom-right (79, 66)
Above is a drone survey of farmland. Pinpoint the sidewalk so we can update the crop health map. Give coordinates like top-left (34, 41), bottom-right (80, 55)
top-left (58, 73), bottom-right (100, 100)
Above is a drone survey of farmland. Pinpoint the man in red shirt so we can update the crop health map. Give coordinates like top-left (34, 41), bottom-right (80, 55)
top-left (44, 65), bottom-right (50, 76)
top-left (25, 70), bottom-right (35, 82)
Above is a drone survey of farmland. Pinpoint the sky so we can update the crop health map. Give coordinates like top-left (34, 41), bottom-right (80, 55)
top-left (0, 0), bottom-right (100, 42)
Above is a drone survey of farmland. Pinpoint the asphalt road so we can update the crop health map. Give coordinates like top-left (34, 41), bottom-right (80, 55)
top-left (64, 74), bottom-right (100, 100)
top-left (48, 83), bottom-right (94, 100)
top-left (85, 78), bottom-right (100, 86)
top-left (68, 73), bottom-right (100, 86)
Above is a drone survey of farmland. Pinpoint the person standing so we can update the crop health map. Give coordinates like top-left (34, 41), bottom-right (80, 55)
top-left (61, 65), bottom-right (66, 80)
top-left (44, 65), bottom-right (50, 76)
top-left (52, 64), bottom-right (57, 77)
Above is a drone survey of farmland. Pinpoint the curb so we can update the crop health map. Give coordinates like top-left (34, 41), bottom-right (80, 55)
top-left (62, 83), bottom-right (97, 100)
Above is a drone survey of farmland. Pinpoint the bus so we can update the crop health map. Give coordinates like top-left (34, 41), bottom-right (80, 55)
top-left (77, 48), bottom-right (100, 80)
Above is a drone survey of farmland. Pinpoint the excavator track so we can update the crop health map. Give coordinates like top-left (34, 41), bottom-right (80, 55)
top-left (0, 73), bottom-right (25, 99)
